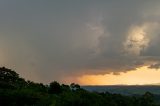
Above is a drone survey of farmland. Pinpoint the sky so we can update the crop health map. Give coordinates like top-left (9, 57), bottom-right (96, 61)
top-left (0, 1), bottom-right (160, 85)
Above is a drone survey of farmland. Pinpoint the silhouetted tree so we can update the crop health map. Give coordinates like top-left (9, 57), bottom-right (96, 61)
top-left (0, 67), bottom-right (25, 89)
top-left (48, 81), bottom-right (61, 94)
top-left (61, 84), bottom-right (71, 92)
top-left (0, 67), bottom-right (19, 82)
top-left (139, 92), bottom-right (154, 106)
top-left (70, 83), bottom-right (80, 90)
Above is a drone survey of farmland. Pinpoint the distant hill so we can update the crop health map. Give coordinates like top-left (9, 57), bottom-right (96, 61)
top-left (82, 85), bottom-right (160, 95)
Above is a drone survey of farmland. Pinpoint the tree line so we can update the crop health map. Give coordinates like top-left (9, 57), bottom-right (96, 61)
top-left (0, 67), bottom-right (159, 106)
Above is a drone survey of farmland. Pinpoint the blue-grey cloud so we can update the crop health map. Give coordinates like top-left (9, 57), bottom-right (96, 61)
top-left (0, 1), bottom-right (160, 83)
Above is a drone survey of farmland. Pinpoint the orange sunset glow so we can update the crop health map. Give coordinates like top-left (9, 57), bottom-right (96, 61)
top-left (78, 66), bottom-right (160, 85)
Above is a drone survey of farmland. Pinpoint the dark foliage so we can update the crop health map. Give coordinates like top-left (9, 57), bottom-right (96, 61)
top-left (49, 81), bottom-right (62, 94)
top-left (0, 67), bottom-right (160, 106)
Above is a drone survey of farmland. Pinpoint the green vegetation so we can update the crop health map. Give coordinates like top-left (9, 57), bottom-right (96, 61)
top-left (0, 67), bottom-right (160, 106)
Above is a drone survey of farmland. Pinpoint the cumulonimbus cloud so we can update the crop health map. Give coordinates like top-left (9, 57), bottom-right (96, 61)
top-left (0, 1), bottom-right (160, 83)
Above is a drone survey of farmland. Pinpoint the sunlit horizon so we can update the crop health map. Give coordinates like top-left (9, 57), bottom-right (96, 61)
top-left (77, 66), bottom-right (160, 86)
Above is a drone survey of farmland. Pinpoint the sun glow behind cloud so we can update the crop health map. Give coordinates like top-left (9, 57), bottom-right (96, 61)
top-left (78, 66), bottom-right (160, 85)
top-left (124, 24), bottom-right (150, 56)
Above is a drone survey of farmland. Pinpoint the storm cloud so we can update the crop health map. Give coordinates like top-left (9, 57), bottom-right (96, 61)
top-left (0, 1), bottom-right (160, 83)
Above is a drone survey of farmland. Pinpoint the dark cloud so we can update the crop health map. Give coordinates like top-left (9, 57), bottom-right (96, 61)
top-left (0, 1), bottom-right (160, 83)
top-left (148, 63), bottom-right (160, 69)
